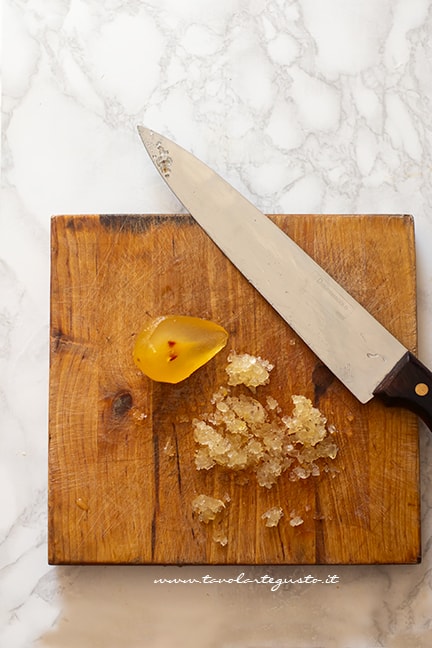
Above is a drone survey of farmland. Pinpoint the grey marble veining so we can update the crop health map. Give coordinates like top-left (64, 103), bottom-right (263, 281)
top-left (1, 0), bottom-right (432, 646)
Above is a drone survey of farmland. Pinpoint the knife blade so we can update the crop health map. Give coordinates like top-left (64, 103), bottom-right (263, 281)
top-left (138, 126), bottom-right (432, 430)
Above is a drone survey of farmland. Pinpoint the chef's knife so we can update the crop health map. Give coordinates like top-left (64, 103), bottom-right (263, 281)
top-left (138, 126), bottom-right (432, 430)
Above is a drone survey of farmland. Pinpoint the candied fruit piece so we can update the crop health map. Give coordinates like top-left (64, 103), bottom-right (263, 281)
top-left (213, 530), bottom-right (228, 546)
top-left (192, 494), bottom-right (226, 523)
top-left (226, 352), bottom-right (273, 390)
top-left (284, 395), bottom-right (327, 446)
top-left (289, 510), bottom-right (304, 527)
top-left (261, 506), bottom-right (284, 527)
top-left (133, 315), bottom-right (228, 383)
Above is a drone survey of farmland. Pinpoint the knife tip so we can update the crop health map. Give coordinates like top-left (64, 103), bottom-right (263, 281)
top-left (137, 124), bottom-right (150, 141)
top-left (137, 126), bottom-right (166, 153)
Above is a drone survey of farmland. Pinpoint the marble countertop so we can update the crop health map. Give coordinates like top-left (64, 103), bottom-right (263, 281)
top-left (1, 0), bottom-right (432, 646)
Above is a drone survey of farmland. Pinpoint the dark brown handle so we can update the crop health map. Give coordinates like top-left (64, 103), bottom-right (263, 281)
top-left (374, 351), bottom-right (432, 430)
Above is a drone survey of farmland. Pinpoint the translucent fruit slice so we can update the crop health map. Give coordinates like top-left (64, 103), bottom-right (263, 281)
top-left (133, 315), bottom-right (229, 383)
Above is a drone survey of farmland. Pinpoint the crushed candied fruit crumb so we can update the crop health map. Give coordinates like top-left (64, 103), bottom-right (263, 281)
top-left (261, 506), bottom-right (284, 527)
top-left (212, 529), bottom-right (228, 546)
top-left (225, 352), bottom-right (274, 390)
top-left (289, 510), bottom-right (304, 527)
top-left (191, 494), bottom-right (226, 523)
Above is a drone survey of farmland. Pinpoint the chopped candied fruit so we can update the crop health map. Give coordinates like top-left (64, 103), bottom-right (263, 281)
top-left (284, 395), bottom-right (327, 446)
top-left (189, 352), bottom-right (340, 536)
top-left (225, 352), bottom-right (273, 390)
top-left (289, 512), bottom-right (304, 527)
top-left (191, 494), bottom-right (226, 523)
top-left (133, 315), bottom-right (228, 383)
top-left (212, 529), bottom-right (228, 546)
top-left (192, 353), bottom-right (339, 489)
top-left (261, 506), bottom-right (284, 527)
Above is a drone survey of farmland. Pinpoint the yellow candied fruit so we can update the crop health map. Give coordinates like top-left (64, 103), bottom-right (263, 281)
top-left (133, 315), bottom-right (228, 383)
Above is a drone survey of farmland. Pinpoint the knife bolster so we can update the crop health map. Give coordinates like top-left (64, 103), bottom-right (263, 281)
top-left (374, 351), bottom-right (432, 430)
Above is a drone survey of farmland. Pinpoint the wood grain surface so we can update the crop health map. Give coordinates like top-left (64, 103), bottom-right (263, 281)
top-left (48, 214), bottom-right (420, 565)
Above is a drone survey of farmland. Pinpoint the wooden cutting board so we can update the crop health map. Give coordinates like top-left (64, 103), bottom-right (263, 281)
top-left (48, 214), bottom-right (420, 565)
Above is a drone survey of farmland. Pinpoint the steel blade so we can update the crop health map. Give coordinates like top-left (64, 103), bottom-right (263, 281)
top-left (138, 126), bottom-right (407, 403)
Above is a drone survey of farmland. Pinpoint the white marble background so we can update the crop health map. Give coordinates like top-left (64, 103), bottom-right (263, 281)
top-left (1, 0), bottom-right (432, 646)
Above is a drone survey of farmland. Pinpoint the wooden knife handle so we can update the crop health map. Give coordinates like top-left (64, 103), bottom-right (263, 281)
top-left (374, 351), bottom-right (432, 430)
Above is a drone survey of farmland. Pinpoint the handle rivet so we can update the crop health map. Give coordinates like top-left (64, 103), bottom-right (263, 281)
top-left (415, 382), bottom-right (429, 397)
